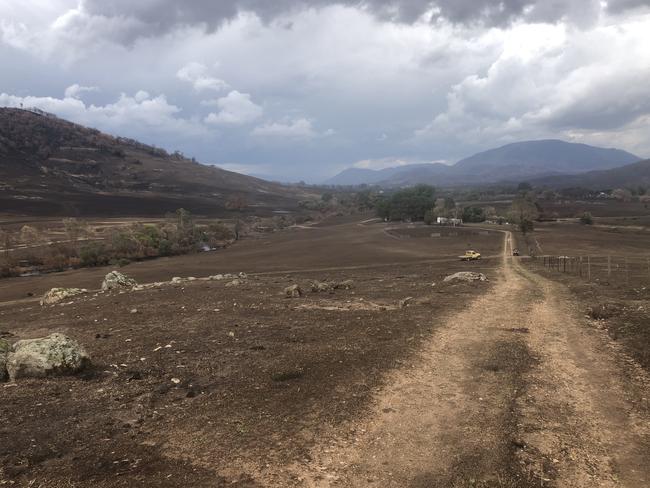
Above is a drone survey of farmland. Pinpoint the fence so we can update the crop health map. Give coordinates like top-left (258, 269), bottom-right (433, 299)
top-left (529, 254), bottom-right (650, 287)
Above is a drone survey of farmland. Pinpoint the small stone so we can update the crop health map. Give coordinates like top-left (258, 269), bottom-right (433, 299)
top-left (284, 284), bottom-right (303, 298)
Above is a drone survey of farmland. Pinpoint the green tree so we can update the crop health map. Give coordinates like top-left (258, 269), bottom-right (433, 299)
top-left (461, 206), bottom-right (486, 223)
top-left (510, 194), bottom-right (539, 235)
top-left (517, 182), bottom-right (533, 192)
top-left (376, 185), bottom-right (436, 222)
top-left (432, 197), bottom-right (456, 218)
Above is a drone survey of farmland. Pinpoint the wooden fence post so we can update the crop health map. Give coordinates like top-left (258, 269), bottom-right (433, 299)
top-left (579, 256), bottom-right (582, 277)
top-left (587, 255), bottom-right (591, 282)
top-left (608, 255), bottom-right (611, 279)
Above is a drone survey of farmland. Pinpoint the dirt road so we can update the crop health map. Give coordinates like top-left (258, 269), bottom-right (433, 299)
top-left (299, 232), bottom-right (650, 487)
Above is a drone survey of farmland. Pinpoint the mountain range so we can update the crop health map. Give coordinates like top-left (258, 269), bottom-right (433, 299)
top-left (529, 158), bottom-right (650, 190)
top-left (0, 108), bottom-right (309, 216)
top-left (325, 140), bottom-right (642, 187)
top-left (2, 108), bottom-right (647, 219)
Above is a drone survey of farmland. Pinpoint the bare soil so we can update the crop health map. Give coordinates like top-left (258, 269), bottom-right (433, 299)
top-left (513, 223), bottom-right (650, 378)
top-left (2, 221), bottom-right (649, 487)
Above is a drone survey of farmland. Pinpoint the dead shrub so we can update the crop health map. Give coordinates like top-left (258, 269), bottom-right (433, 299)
top-left (587, 303), bottom-right (622, 320)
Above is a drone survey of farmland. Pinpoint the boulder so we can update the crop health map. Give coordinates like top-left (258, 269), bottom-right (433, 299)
top-left (336, 279), bottom-right (355, 290)
top-left (311, 281), bottom-right (335, 293)
top-left (101, 271), bottom-right (137, 291)
top-left (284, 284), bottom-right (303, 298)
top-left (6, 333), bottom-right (91, 381)
top-left (226, 279), bottom-right (244, 287)
top-left (0, 338), bottom-right (10, 382)
top-left (443, 272), bottom-right (489, 283)
top-left (40, 287), bottom-right (88, 306)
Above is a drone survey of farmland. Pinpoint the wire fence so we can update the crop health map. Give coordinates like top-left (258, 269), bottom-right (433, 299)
top-left (527, 254), bottom-right (650, 287)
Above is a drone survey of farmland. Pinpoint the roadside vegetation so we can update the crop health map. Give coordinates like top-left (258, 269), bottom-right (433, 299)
top-left (0, 209), bottom-right (235, 277)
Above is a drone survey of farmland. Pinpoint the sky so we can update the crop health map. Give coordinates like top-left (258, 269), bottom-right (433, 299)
top-left (1, 1), bottom-right (650, 182)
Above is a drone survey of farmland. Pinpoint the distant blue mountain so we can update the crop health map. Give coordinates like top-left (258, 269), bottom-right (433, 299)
top-left (324, 140), bottom-right (641, 187)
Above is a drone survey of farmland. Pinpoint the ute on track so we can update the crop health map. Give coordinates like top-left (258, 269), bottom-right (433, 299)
top-left (459, 250), bottom-right (481, 261)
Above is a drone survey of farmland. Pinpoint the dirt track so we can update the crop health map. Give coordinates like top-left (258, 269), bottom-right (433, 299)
top-left (296, 232), bottom-right (650, 487)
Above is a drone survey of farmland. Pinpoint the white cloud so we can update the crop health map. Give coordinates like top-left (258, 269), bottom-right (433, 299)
top-left (252, 118), bottom-right (332, 139)
top-left (64, 83), bottom-right (99, 99)
top-left (204, 90), bottom-right (263, 125)
top-left (413, 14), bottom-right (650, 156)
top-left (176, 62), bottom-right (228, 92)
top-left (218, 162), bottom-right (270, 176)
top-left (0, 90), bottom-right (206, 138)
top-left (353, 157), bottom-right (449, 170)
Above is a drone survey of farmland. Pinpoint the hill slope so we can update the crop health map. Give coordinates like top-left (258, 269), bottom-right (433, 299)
top-left (326, 140), bottom-right (641, 187)
top-left (530, 158), bottom-right (650, 189)
top-left (325, 164), bottom-right (449, 186)
top-left (0, 108), bottom-right (307, 216)
top-left (453, 139), bottom-right (640, 177)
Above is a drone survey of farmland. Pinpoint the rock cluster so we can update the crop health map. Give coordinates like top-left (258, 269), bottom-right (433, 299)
top-left (310, 279), bottom-right (355, 293)
top-left (40, 287), bottom-right (88, 306)
top-left (443, 272), bottom-right (489, 283)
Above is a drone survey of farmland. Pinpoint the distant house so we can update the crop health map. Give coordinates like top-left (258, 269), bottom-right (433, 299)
top-left (436, 217), bottom-right (463, 226)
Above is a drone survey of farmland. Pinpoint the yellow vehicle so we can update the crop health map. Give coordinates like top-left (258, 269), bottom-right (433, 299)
top-left (459, 250), bottom-right (481, 261)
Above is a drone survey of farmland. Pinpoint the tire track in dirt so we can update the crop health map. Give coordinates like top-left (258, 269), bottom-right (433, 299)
top-left (296, 232), bottom-right (542, 487)
top-left (295, 231), bottom-right (650, 487)
top-left (512, 258), bottom-right (650, 487)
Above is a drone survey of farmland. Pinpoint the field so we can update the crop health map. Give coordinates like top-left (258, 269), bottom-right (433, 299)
top-left (2, 217), bottom-right (650, 487)
top-left (513, 221), bottom-right (650, 372)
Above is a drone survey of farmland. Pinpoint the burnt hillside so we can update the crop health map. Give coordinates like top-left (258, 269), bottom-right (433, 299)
top-left (0, 108), bottom-right (308, 216)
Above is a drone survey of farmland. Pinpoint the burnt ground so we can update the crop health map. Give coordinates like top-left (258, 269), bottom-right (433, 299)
top-left (0, 220), bottom-right (503, 304)
top-left (513, 223), bottom-right (650, 373)
top-left (0, 221), bottom-right (502, 486)
top-left (2, 221), bottom-right (650, 487)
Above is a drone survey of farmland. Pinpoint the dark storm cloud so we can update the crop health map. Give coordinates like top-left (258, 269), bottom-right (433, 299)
top-left (3, 0), bottom-right (649, 180)
top-left (607, 0), bottom-right (650, 12)
top-left (81, 0), bottom-right (649, 40)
